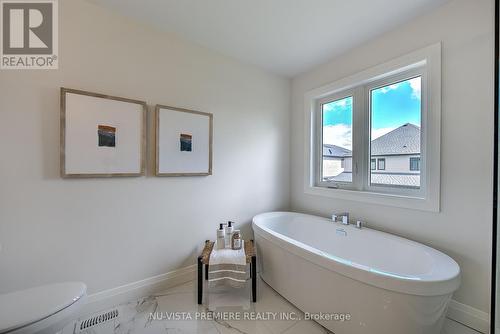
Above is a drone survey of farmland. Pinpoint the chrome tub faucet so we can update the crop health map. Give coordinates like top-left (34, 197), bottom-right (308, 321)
top-left (332, 212), bottom-right (349, 225)
top-left (332, 212), bottom-right (364, 229)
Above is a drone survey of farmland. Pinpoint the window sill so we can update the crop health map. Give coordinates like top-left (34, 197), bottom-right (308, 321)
top-left (304, 185), bottom-right (439, 212)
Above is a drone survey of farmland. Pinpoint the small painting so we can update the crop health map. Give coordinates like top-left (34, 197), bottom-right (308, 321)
top-left (98, 125), bottom-right (116, 147)
top-left (180, 133), bottom-right (192, 152)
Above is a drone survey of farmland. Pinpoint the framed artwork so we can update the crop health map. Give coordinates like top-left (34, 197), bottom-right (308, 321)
top-left (60, 87), bottom-right (147, 177)
top-left (155, 105), bottom-right (213, 176)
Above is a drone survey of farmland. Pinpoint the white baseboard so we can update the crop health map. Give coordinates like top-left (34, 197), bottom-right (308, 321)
top-left (75, 264), bottom-right (490, 334)
top-left (442, 318), bottom-right (483, 334)
top-left (447, 299), bottom-right (490, 333)
top-left (77, 264), bottom-right (196, 317)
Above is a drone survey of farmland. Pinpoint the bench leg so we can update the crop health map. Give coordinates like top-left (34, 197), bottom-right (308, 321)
top-left (251, 255), bottom-right (256, 302)
top-left (197, 256), bottom-right (203, 304)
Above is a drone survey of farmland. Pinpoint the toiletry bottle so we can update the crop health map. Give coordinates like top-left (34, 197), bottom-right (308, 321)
top-left (221, 222), bottom-right (228, 247)
top-left (217, 223), bottom-right (225, 249)
top-left (225, 221), bottom-right (234, 248)
top-left (231, 230), bottom-right (242, 250)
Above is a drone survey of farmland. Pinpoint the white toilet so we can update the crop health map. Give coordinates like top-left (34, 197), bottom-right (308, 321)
top-left (0, 282), bottom-right (86, 334)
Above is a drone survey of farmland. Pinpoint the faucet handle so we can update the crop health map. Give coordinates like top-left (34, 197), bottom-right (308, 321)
top-left (355, 220), bottom-right (364, 229)
top-left (332, 212), bottom-right (349, 225)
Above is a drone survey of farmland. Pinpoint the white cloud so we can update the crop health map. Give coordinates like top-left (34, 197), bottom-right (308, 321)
top-left (408, 77), bottom-right (421, 100)
top-left (324, 97), bottom-right (349, 111)
top-left (377, 77), bottom-right (421, 100)
top-left (335, 98), bottom-right (348, 107)
top-left (371, 127), bottom-right (396, 140)
top-left (323, 124), bottom-right (352, 150)
top-left (379, 83), bottom-right (400, 94)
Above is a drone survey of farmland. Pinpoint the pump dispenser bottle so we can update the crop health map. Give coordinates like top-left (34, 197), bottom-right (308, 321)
top-left (217, 223), bottom-right (225, 249)
top-left (225, 221), bottom-right (234, 247)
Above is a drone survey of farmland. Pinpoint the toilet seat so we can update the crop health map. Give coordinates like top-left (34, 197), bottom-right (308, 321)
top-left (0, 282), bottom-right (86, 334)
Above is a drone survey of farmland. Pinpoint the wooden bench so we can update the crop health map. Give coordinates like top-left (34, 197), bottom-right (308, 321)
top-left (197, 239), bottom-right (256, 304)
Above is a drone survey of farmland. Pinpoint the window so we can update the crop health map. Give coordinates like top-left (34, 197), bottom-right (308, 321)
top-left (370, 77), bottom-right (421, 188)
top-left (377, 158), bottom-right (386, 171)
top-left (320, 95), bottom-right (353, 183)
top-left (304, 43), bottom-right (441, 212)
top-left (317, 71), bottom-right (421, 192)
top-left (410, 157), bottom-right (420, 171)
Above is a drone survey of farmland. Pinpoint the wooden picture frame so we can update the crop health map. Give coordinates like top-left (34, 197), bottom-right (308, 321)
top-left (60, 87), bottom-right (147, 178)
top-left (155, 105), bottom-right (213, 176)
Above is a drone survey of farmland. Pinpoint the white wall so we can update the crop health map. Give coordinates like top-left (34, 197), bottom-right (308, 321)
top-left (0, 0), bottom-right (493, 322)
top-left (0, 0), bottom-right (290, 295)
top-left (291, 0), bottom-right (493, 314)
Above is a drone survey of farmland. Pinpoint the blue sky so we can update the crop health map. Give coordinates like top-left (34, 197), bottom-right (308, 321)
top-left (323, 96), bottom-right (353, 126)
top-left (322, 77), bottom-right (421, 149)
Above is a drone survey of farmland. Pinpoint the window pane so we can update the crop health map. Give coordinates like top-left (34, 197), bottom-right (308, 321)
top-left (410, 157), bottom-right (420, 171)
top-left (370, 77), bottom-right (421, 188)
top-left (370, 159), bottom-right (376, 170)
top-left (377, 158), bottom-right (385, 170)
top-left (322, 96), bottom-right (353, 183)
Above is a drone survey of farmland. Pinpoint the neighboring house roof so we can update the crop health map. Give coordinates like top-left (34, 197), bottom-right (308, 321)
top-left (371, 123), bottom-right (420, 156)
top-left (322, 123), bottom-right (421, 157)
top-left (327, 172), bottom-right (420, 188)
top-left (323, 144), bottom-right (352, 158)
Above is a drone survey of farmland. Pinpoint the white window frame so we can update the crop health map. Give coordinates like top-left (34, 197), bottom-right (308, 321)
top-left (365, 68), bottom-right (425, 196)
top-left (316, 90), bottom-right (356, 189)
top-left (304, 43), bottom-right (441, 212)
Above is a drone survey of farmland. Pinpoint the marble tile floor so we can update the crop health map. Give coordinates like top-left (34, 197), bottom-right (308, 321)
top-left (63, 277), bottom-right (477, 334)
top-left (64, 277), bottom-right (332, 334)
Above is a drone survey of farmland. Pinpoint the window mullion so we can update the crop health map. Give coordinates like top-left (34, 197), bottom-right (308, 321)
top-left (352, 86), bottom-right (366, 191)
top-left (362, 85), bottom-right (370, 191)
top-left (315, 100), bottom-right (322, 187)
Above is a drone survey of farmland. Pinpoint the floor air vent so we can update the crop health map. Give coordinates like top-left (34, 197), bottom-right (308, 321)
top-left (76, 308), bottom-right (119, 332)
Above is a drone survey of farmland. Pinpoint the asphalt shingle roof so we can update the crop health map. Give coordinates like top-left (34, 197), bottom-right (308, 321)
top-left (371, 123), bottom-right (420, 156)
top-left (326, 172), bottom-right (420, 187)
top-left (323, 123), bottom-right (421, 157)
top-left (323, 144), bottom-right (352, 158)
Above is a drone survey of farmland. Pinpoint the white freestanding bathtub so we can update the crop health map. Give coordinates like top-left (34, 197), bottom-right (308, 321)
top-left (252, 212), bottom-right (460, 334)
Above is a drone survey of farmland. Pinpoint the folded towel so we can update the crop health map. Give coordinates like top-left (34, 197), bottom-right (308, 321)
top-left (208, 240), bottom-right (246, 288)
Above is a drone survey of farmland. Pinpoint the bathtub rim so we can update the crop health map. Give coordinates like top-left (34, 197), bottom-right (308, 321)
top-left (252, 211), bottom-right (461, 297)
